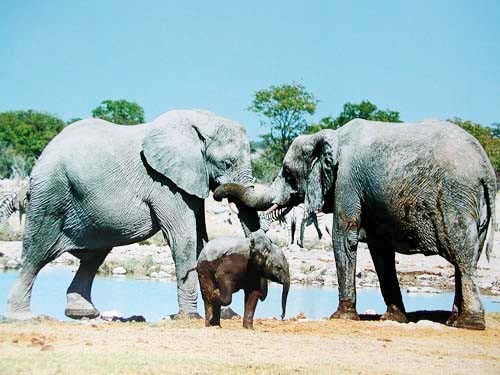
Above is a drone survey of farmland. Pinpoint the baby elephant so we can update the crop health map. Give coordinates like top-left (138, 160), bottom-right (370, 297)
top-left (196, 230), bottom-right (290, 329)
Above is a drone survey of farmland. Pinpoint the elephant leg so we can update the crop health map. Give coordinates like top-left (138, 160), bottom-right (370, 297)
top-left (5, 219), bottom-right (64, 320)
top-left (198, 263), bottom-right (221, 327)
top-left (65, 249), bottom-right (110, 319)
top-left (368, 245), bottom-right (407, 323)
top-left (243, 289), bottom-right (261, 329)
top-left (448, 266), bottom-right (484, 330)
top-left (330, 203), bottom-right (361, 320)
top-left (444, 216), bottom-right (485, 330)
top-left (160, 203), bottom-right (202, 319)
top-left (5, 258), bottom-right (51, 320)
top-left (217, 278), bottom-right (234, 307)
top-left (290, 215), bottom-right (296, 245)
top-left (169, 232), bottom-right (202, 319)
top-left (446, 266), bottom-right (462, 325)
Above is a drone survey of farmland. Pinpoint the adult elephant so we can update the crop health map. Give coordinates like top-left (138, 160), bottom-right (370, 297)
top-left (5, 109), bottom-right (260, 320)
top-left (214, 119), bottom-right (496, 330)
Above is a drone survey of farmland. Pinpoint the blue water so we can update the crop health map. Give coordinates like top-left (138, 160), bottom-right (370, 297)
top-left (1, 267), bottom-right (499, 322)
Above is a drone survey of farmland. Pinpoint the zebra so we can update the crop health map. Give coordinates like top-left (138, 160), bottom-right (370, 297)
top-left (0, 186), bottom-right (28, 225)
top-left (259, 204), bottom-right (331, 247)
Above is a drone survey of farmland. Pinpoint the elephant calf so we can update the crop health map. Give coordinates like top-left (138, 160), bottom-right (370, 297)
top-left (193, 230), bottom-right (290, 329)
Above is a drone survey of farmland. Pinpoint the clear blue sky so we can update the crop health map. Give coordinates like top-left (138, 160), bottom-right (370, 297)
top-left (1, 0), bottom-right (498, 140)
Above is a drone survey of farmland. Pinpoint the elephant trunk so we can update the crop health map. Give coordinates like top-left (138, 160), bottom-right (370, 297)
top-left (281, 281), bottom-right (289, 320)
top-left (213, 183), bottom-right (275, 211)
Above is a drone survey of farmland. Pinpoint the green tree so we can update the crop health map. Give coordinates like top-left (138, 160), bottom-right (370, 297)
top-left (66, 117), bottom-right (82, 125)
top-left (315, 100), bottom-right (401, 131)
top-left (0, 110), bottom-right (65, 177)
top-left (249, 83), bottom-right (318, 164)
top-left (91, 99), bottom-right (145, 125)
top-left (491, 122), bottom-right (500, 139)
top-left (449, 117), bottom-right (500, 171)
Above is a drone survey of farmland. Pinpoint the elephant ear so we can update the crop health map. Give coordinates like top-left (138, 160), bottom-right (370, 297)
top-left (304, 130), bottom-right (340, 213)
top-left (249, 230), bottom-right (271, 267)
top-left (142, 123), bottom-right (209, 198)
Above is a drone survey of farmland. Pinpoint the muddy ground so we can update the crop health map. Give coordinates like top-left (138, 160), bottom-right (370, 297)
top-left (0, 314), bottom-right (499, 374)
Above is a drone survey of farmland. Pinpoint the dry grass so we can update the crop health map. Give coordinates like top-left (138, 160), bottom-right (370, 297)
top-left (0, 314), bottom-right (499, 374)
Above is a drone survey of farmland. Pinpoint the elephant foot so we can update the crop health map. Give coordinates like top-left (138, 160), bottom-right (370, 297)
top-left (171, 311), bottom-right (203, 320)
top-left (330, 300), bottom-right (360, 321)
top-left (445, 311), bottom-right (458, 326)
top-left (447, 312), bottom-right (485, 330)
top-left (205, 319), bottom-right (221, 327)
top-left (65, 293), bottom-right (100, 319)
top-left (380, 304), bottom-right (407, 323)
top-left (242, 320), bottom-right (254, 330)
top-left (221, 306), bottom-right (241, 319)
top-left (3, 309), bottom-right (35, 321)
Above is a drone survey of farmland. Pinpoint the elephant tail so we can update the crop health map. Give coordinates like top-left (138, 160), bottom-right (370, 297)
top-left (181, 267), bottom-right (198, 283)
top-left (481, 177), bottom-right (496, 262)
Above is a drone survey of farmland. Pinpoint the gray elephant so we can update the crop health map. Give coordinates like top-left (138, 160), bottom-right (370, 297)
top-left (214, 119), bottom-right (496, 330)
top-left (5, 109), bottom-right (260, 320)
top-left (190, 230), bottom-right (290, 329)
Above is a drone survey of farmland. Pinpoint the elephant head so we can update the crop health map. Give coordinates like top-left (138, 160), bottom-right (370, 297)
top-left (214, 129), bottom-right (340, 223)
top-left (142, 109), bottom-right (260, 234)
top-left (249, 230), bottom-right (290, 319)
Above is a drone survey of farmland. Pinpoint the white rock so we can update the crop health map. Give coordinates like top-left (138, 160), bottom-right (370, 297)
top-left (150, 272), bottom-right (159, 278)
top-left (363, 309), bottom-right (377, 315)
top-left (112, 266), bottom-right (127, 275)
top-left (414, 320), bottom-right (444, 329)
top-left (406, 286), bottom-right (440, 294)
top-left (101, 309), bottom-right (123, 319)
top-left (6, 259), bottom-right (19, 269)
top-left (160, 265), bottom-right (175, 274)
top-left (0, 263), bottom-right (5, 269)
top-left (157, 271), bottom-right (169, 278)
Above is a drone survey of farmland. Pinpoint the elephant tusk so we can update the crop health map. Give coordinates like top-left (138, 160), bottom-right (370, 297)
top-left (228, 202), bottom-right (239, 214)
top-left (266, 204), bottom-right (280, 214)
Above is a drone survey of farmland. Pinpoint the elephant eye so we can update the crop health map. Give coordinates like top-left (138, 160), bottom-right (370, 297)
top-left (222, 159), bottom-right (233, 169)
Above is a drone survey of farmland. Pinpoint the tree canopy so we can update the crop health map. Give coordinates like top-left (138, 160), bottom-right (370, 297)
top-left (314, 100), bottom-right (401, 131)
top-left (449, 117), bottom-right (500, 171)
top-left (0, 110), bottom-right (65, 178)
top-left (249, 83), bottom-right (318, 164)
top-left (91, 99), bottom-right (145, 125)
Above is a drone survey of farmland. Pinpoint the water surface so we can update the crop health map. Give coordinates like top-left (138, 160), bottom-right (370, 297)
top-left (1, 267), bottom-right (499, 322)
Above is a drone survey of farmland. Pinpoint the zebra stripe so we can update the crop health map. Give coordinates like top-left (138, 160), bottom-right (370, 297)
top-left (0, 192), bottom-right (18, 223)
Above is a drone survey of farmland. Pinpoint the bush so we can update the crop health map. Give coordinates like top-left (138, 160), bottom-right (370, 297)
top-left (252, 155), bottom-right (280, 183)
top-left (0, 110), bottom-right (65, 178)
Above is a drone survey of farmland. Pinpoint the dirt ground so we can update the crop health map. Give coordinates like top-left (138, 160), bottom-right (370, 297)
top-left (0, 314), bottom-right (499, 375)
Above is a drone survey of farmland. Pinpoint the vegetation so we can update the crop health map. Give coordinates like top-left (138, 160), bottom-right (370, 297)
top-left (307, 100), bottom-right (401, 133)
top-left (249, 83), bottom-right (318, 164)
top-left (0, 110), bottom-right (65, 178)
top-left (448, 117), bottom-right (500, 171)
top-left (91, 99), bottom-right (145, 125)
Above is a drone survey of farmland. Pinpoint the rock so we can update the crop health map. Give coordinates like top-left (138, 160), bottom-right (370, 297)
top-left (111, 315), bottom-right (146, 323)
top-left (112, 266), bottom-right (127, 275)
top-left (406, 286), bottom-right (440, 294)
top-left (5, 259), bottom-right (20, 269)
top-left (160, 264), bottom-right (175, 274)
top-left (363, 309), bottom-right (377, 315)
top-left (101, 310), bottom-right (123, 320)
top-left (0, 262), bottom-right (5, 269)
top-left (150, 272), bottom-right (159, 278)
top-left (157, 271), bottom-right (169, 278)
top-left (414, 320), bottom-right (444, 329)
top-left (221, 307), bottom-right (241, 319)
